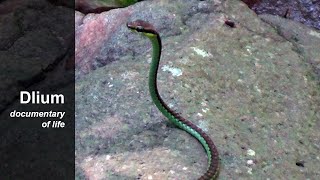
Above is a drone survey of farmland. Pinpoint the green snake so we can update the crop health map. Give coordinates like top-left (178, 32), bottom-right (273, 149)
top-left (127, 20), bottom-right (219, 180)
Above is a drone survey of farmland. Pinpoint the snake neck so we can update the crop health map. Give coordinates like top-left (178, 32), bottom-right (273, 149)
top-left (147, 34), bottom-right (176, 117)
top-left (147, 34), bottom-right (163, 106)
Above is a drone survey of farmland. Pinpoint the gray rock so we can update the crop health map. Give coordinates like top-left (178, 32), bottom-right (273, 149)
top-left (259, 14), bottom-right (320, 80)
top-left (76, 0), bottom-right (320, 179)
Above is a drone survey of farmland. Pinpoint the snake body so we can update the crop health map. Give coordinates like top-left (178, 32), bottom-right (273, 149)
top-left (127, 20), bottom-right (219, 180)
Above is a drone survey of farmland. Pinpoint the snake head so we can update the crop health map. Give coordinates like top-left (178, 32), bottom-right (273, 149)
top-left (127, 19), bottom-right (158, 37)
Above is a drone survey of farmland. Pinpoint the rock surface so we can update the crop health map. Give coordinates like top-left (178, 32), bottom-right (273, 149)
top-left (75, 0), bottom-right (320, 179)
top-left (76, 0), bottom-right (141, 14)
top-left (252, 0), bottom-right (320, 30)
top-left (259, 14), bottom-right (320, 80)
top-left (0, 0), bottom-right (74, 113)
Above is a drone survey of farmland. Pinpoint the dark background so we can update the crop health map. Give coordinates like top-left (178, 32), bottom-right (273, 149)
top-left (0, 0), bottom-right (75, 179)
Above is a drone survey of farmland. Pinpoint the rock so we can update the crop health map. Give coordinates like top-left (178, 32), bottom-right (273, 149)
top-left (0, 0), bottom-right (75, 178)
top-left (0, 13), bottom-right (21, 50)
top-left (259, 14), bottom-right (320, 79)
top-left (0, 0), bottom-right (73, 112)
top-left (241, 0), bottom-right (260, 8)
top-left (75, 0), bottom-right (320, 179)
top-left (75, 0), bottom-right (141, 14)
top-left (0, 0), bottom-right (29, 15)
top-left (252, 0), bottom-right (320, 30)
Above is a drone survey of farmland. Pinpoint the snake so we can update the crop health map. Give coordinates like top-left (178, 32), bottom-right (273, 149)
top-left (127, 19), bottom-right (219, 180)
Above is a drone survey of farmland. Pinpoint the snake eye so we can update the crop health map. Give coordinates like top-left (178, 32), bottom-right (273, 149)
top-left (136, 26), bottom-right (144, 31)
